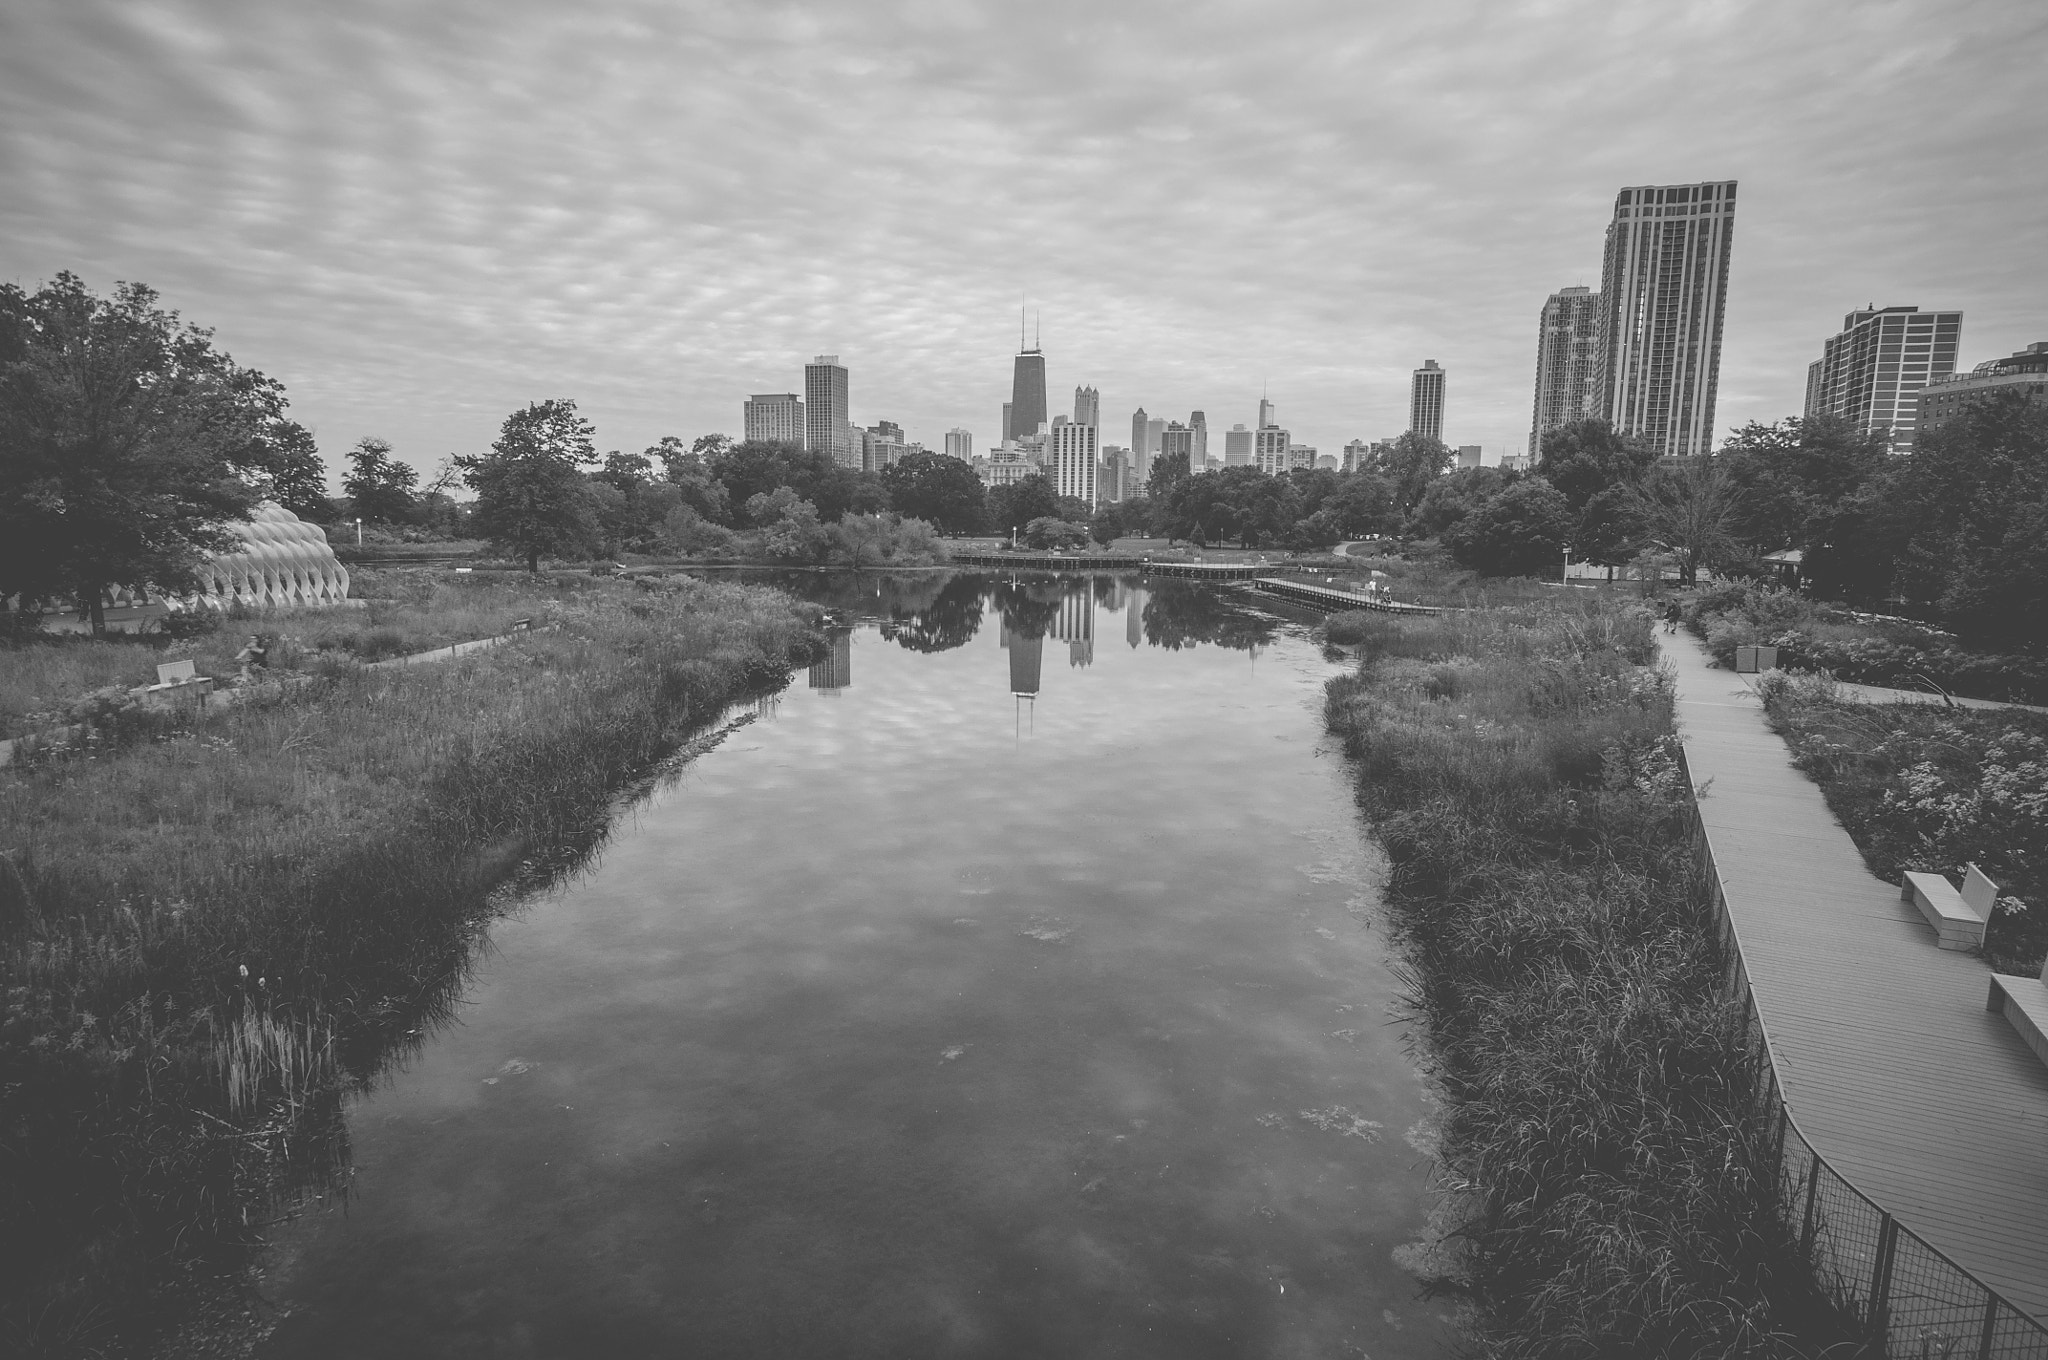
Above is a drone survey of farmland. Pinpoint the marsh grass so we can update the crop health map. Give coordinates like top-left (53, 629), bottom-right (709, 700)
top-left (0, 573), bottom-right (586, 739)
top-left (0, 575), bottom-right (821, 1357)
top-left (1325, 595), bottom-right (1857, 1358)
top-left (1757, 671), bottom-right (2047, 975)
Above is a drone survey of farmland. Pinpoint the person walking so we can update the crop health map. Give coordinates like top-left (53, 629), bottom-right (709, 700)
top-left (1662, 600), bottom-right (1682, 635)
top-left (235, 633), bottom-right (269, 683)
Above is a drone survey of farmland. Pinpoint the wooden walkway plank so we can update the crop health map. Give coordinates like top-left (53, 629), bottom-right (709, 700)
top-left (1662, 633), bottom-right (2048, 1328)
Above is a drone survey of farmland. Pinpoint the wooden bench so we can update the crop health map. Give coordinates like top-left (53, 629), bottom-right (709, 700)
top-left (140, 658), bottom-right (214, 706)
top-left (1989, 961), bottom-right (2048, 1071)
top-left (1900, 864), bottom-right (1995, 951)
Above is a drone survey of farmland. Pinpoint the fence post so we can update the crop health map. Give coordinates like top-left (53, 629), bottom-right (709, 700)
top-left (1976, 1295), bottom-right (2000, 1360)
top-left (1868, 1213), bottom-right (1899, 1338)
top-left (1799, 1158), bottom-right (1822, 1256)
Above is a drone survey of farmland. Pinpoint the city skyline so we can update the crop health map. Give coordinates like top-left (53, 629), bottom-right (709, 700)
top-left (4, 3), bottom-right (2043, 486)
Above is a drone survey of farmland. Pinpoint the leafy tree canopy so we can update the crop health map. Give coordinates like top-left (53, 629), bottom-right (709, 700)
top-left (987, 474), bottom-right (1060, 536)
top-left (457, 399), bottom-right (600, 572)
top-left (1717, 415), bottom-right (1888, 553)
top-left (1442, 478), bottom-right (1573, 577)
top-left (0, 272), bottom-right (283, 629)
top-left (342, 436), bottom-right (418, 524)
top-left (1535, 419), bottom-right (1658, 513)
top-left (881, 451), bottom-right (986, 534)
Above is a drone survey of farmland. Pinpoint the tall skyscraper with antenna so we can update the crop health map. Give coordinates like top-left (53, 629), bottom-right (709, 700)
top-left (1007, 310), bottom-right (1047, 444)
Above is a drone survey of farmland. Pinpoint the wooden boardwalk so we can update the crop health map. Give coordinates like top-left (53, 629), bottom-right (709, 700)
top-left (1248, 578), bottom-right (1440, 614)
top-left (1665, 633), bottom-right (2048, 1327)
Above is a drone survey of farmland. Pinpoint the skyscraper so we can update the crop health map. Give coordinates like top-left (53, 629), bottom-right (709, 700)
top-left (1342, 438), bottom-right (1370, 472)
top-left (1804, 306), bottom-right (1962, 453)
top-left (1224, 424), bottom-right (1253, 465)
top-left (945, 428), bottom-right (973, 460)
top-left (1258, 396), bottom-right (1276, 431)
top-left (1073, 385), bottom-right (1100, 426)
top-left (1531, 286), bottom-right (1602, 458)
top-left (1410, 361), bottom-right (1445, 441)
top-left (1457, 445), bottom-right (1482, 469)
top-left (1596, 180), bottom-right (1738, 458)
top-left (1009, 321), bottom-right (1047, 443)
top-left (1189, 410), bottom-right (1208, 469)
top-left (744, 393), bottom-right (805, 445)
top-left (1048, 421), bottom-right (1098, 504)
top-left (1159, 422), bottom-right (1195, 478)
top-left (804, 356), bottom-right (855, 466)
top-left (1254, 425), bottom-right (1290, 475)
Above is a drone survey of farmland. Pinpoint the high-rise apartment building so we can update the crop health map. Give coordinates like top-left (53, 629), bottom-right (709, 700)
top-left (1287, 444), bottom-right (1317, 471)
top-left (1803, 306), bottom-right (1962, 454)
top-left (1189, 411), bottom-right (1208, 468)
top-left (1128, 408), bottom-right (1150, 488)
top-left (1009, 341), bottom-right (1047, 443)
top-left (1254, 426), bottom-right (1291, 475)
top-left (1457, 445), bottom-right (1482, 469)
top-left (1919, 341), bottom-right (2048, 433)
top-left (744, 393), bottom-right (805, 446)
top-left (804, 356), bottom-right (855, 466)
top-left (1531, 286), bottom-right (1602, 458)
top-left (944, 428), bottom-right (973, 460)
top-left (1048, 421), bottom-right (1098, 505)
top-left (1073, 386), bottom-right (1100, 427)
top-left (1224, 424), bottom-right (1253, 465)
top-left (1159, 423), bottom-right (1196, 478)
top-left (863, 421), bottom-right (905, 472)
top-left (1410, 361), bottom-right (1445, 442)
top-left (1596, 180), bottom-right (1737, 458)
top-left (1342, 439), bottom-right (1371, 473)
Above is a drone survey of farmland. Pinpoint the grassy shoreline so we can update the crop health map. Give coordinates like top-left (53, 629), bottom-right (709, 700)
top-left (1321, 593), bottom-right (1853, 1357)
top-left (0, 575), bottom-right (823, 1357)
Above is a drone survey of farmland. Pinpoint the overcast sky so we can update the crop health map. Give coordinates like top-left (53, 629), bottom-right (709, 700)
top-left (3, 0), bottom-right (2044, 484)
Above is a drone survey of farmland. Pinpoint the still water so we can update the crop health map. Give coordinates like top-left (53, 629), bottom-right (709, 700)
top-left (257, 572), bottom-right (1454, 1359)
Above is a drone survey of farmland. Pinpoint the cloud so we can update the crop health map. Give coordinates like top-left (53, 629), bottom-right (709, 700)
top-left (2, 0), bottom-right (2043, 478)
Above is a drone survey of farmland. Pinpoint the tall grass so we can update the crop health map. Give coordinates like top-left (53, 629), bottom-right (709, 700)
top-left (1324, 594), bottom-right (1856, 1358)
top-left (0, 573), bottom-right (583, 739)
top-left (0, 575), bottom-right (822, 1357)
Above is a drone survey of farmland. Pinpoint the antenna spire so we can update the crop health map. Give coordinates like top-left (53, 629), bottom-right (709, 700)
top-left (1034, 310), bottom-right (1040, 350)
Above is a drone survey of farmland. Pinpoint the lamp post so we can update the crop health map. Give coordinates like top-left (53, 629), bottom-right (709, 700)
top-left (355, 518), bottom-right (363, 547)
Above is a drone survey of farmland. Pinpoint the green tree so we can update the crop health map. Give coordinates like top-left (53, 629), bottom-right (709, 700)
top-left (458, 399), bottom-right (600, 573)
top-left (342, 436), bottom-right (419, 524)
top-left (1375, 431), bottom-right (1455, 518)
top-left (1089, 501), bottom-right (1126, 547)
top-left (1534, 419), bottom-right (1658, 513)
top-left (1412, 466), bottom-right (1516, 538)
top-left (1885, 393), bottom-right (2048, 647)
top-left (0, 272), bottom-right (279, 632)
top-left (987, 474), bottom-right (1060, 539)
top-left (1442, 478), bottom-right (1573, 576)
top-left (1640, 456), bottom-right (1744, 587)
top-left (881, 451), bottom-right (985, 534)
top-left (254, 418), bottom-right (332, 521)
top-left (598, 448), bottom-right (653, 491)
top-left (1718, 415), bottom-right (1888, 553)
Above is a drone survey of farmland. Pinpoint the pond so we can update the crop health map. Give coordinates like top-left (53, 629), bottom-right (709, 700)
top-left (255, 571), bottom-right (1456, 1359)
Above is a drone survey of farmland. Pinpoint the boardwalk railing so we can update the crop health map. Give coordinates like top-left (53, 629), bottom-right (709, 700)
top-left (1680, 746), bottom-right (2048, 1358)
top-left (1248, 578), bottom-right (1441, 615)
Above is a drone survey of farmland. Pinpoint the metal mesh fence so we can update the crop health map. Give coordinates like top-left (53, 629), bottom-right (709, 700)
top-left (1679, 750), bottom-right (2048, 1358)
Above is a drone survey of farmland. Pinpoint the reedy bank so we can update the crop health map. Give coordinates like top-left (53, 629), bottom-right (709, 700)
top-left (1323, 596), bottom-right (1855, 1358)
top-left (0, 576), bottom-right (822, 1357)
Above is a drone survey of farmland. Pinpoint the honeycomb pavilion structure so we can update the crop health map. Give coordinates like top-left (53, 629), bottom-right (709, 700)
top-left (8, 502), bottom-right (355, 633)
top-left (183, 502), bottom-right (351, 614)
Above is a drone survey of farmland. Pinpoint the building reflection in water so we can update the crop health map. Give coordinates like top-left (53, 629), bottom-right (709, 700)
top-left (1125, 585), bottom-right (1146, 649)
top-left (807, 629), bottom-right (852, 693)
top-left (1053, 593), bottom-right (1094, 667)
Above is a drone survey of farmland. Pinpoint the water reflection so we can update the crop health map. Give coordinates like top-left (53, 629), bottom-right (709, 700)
top-left (253, 571), bottom-right (1449, 1360)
